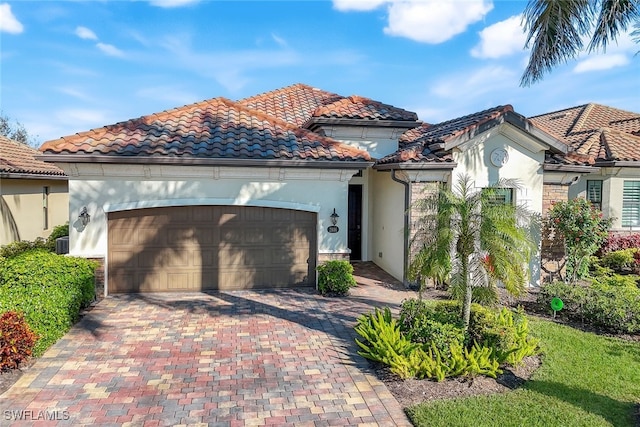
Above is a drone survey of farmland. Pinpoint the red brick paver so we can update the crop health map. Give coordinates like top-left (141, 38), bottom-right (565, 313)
top-left (0, 262), bottom-right (415, 426)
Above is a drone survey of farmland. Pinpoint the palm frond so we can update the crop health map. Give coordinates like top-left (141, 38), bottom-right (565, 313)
top-left (521, 0), bottom-right (595, 86)
top-left (589, 0), bottom-right (639, 51)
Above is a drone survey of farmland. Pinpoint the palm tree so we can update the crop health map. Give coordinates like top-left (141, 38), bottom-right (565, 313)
top-left (409, 175), bottom-right (539, 330)
top-left (521, 0), bottom-right (639, 86)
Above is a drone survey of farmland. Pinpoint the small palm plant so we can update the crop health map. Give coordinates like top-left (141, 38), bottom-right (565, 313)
top-left (409, 174), bottom-right (539, 330)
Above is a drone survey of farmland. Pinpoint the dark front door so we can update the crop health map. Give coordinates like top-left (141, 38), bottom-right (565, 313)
top-left (348, 185), bottom-right (363, 260)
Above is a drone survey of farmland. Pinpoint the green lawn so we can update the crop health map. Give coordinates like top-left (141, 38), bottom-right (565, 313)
top-left (406, 320), bottom-right (640, 427)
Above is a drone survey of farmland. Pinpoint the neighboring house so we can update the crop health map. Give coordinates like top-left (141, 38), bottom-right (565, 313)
top-left (37, 83), bottom-right (639, 295)
top-left (0, 136), bottom-right (68, 246)
top-left (530, 104), bottom-right (640, 230)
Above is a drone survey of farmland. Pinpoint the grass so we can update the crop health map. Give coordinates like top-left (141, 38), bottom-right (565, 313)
top-left (406, 319), bottom-right (640, 427)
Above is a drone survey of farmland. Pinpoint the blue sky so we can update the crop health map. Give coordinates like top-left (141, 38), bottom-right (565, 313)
top-left (1, 0), bottom-right (638, 145)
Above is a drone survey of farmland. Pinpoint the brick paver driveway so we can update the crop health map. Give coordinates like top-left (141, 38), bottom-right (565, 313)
top-left (0, 264), bottom-right (415, 426)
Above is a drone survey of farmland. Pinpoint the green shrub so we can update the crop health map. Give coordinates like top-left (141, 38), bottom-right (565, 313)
top-left (399, 299), bottom-right (465, 357)
top-left (0, 238), bottom-right (49, 260)
top-left (599, 249), bottom-right (638, 273)
top-left (317, 260), bottom-right (357, 296)
top-left (0, 311), bottom-right (38, 371)
top-left (538, 281), bottom-right (640, 333)
top-left (45, 222), bottom-right (69, 251)
top-left (355, 307), bottom-right (418, 370)
top-left (448, 282), bottom-right (499, 306)
top-left (0, 250), bottom-right (97, 356)
top-left (591, 273), bottom-right (639, 288)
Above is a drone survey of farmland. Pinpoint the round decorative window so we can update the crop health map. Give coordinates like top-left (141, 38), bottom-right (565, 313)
top-left (490, 148), bottom-right (509, 167)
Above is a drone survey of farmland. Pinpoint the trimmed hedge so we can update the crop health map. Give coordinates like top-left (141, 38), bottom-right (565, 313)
top-left (317, 260), bottom-right (357, 296)
top-left (538, 281), bottom-right (640, 333)
top-left (0, 249), bottom-right (97, 356)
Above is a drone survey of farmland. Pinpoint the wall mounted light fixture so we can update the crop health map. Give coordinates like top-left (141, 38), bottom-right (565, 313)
top-left (79, 207), bottom-right (91, 227)
top-left (330, 208), bottom-right (339, 226)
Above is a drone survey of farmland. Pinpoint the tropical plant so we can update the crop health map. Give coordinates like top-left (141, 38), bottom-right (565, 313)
top-left (546, 198), bottom-right (611, 283)
top-left (521, 0), bottom-right (640, 86)
top-left (409, 174), bottom-right (539, 330)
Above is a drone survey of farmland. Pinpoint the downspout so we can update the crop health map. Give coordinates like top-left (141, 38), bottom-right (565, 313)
top-left (391, 170), bottom-right (410, 287)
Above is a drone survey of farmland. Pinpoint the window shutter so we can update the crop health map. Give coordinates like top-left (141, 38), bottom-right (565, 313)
top-left (622, 181), bottom-right (640, 227)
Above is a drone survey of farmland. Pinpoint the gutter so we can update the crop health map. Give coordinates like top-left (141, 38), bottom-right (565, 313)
top-left (36, 154), bottom-right (374, 170)
top-left (0, 172), bottom-right (68, 180)
top-left (374, 162), bottom-right (456, 171)
top-left (543, 164), bottom-right (600, 173)
top-left (391, 169), bottom-right (410, 287)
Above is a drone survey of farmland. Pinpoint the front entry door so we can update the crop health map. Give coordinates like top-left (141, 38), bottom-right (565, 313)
top-left (348, 185), bottom-right (363, 260)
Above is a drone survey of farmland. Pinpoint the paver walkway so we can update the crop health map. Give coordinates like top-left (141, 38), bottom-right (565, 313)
top-left (0, 263), bottom-right (416, 426)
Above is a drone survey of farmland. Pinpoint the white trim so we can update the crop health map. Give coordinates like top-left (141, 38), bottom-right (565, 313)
top-left (103, 198), bottom-right (322, 214)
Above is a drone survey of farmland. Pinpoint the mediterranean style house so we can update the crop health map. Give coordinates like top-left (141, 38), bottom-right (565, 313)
top-left (0, 136), bottom-right (68, 246)
top-left (37, 83), bottom-right (640, 295)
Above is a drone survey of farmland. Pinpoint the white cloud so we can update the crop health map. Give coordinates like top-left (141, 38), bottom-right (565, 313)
top-left (384, 0), bottom-right (493, 44)
top-left (271, 33), bottom-right (287, 48)
top-left (574, 54), bottom-right (630, 73)
top-left (148, 0), bottom-right (200, 8)
top-left (97, 42), bottom-right (124, 57)
top-left (0, 3), bottom-right (24, 34)
top-left (471, 15), bottom-right (527, 59)
top-left (431, 65), bottom-right (516, 100)
top-left (75, 26), bottom-right (98, 40)
top-left (56, 87), bottom-right (91, 101)
top-left (332, 0), bottom-right (386, 11)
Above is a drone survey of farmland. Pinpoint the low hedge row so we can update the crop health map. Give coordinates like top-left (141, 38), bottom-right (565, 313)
top-left (538, 281), bottom-right (640, 334)
top-left (0, 249), bottom-right (97, 356)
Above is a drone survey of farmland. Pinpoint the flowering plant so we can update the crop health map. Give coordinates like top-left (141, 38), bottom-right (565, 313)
top-left (546, 198), bottom-right (611, 283)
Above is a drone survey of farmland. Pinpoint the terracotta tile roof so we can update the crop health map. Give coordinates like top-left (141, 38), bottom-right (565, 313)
top-left (311, 95), bottom-right (419, 122)
top-left (239, 83), bottom-right (343, 127)
top-left (40, 97), bottom-right (371, 162)
top-left (0, 136), bottom-right (65, 176)
top-left (377, 105), bottom-right (513, 165)
top-left (530, 103), bottom-right (640, 163)
top-left (240, 83), bottom-right (418, 127)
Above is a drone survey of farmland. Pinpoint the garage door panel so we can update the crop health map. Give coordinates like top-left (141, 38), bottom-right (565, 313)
top-left (108, 206), bottom-right (316, 293)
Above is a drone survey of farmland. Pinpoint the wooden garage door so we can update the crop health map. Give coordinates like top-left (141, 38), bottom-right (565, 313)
top-left (107, 206), bottom-right (316, 293)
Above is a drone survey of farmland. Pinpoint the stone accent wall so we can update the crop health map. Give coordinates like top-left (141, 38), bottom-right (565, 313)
top-left (541, 183), bottom-right (570, 282)
top-left (542, 183), bottom-right (569, 215)
top-left (88, 257), bottom-right (105, 300)
top-left (408, 182), bottom-right (441, 287)
top-left (318, 253), bottom-right (350, 263)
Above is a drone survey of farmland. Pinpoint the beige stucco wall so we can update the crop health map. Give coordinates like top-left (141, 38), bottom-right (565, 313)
top-left (450, 127), bottom-right (545, 286)
top-left (570, 168), bottom-right (640, 231)
top-left (60, 164), bottom-right (357, 261)
top-left (0, 177), bottom-right (68, 245)
top-left (370, 169), bottom-right (405, 282)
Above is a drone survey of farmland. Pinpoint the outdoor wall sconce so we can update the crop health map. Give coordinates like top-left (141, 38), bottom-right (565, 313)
top-left (328, 208), bottom-right (339, 233)
top-left (79, 207), bottom-right (91, 227)
top-left (330, 208), bottom-right (339, 226)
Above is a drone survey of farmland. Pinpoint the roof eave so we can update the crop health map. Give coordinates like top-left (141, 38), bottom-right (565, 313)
top-left (37, 154), bottom-right (374, 170)
top-left (543, 163), bottom-right (600, 173)
top-left (594, 160), bottom-right (640, 168)
top-left (373, 161), bottom-right (457, 171)
top-left (443, 111), bottom-right (569, 154)
top-left (305, 117), bottom-right (422, 130)
top-left (0, 172), bottom-right (68, 180)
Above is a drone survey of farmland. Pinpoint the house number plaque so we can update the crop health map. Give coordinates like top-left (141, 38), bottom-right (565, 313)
top-left (327, 225), bottom-right (339, 233)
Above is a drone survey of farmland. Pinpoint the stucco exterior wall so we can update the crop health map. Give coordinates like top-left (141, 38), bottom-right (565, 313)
top-left (451, 129), bottom-right (545, 286)
top-left (370, 169), bottom-right (405, 282)
top-left (0, 177), bottom-right (68, 245)
top-left (62, 164), bottom-right (357, 260)
top-left (570, 168), bottom-right (640, 231)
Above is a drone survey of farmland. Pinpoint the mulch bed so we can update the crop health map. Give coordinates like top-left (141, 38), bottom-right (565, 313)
top-left (0, 358), bottom-right (35, 396)
top-left (375, 355), bottom-right (541, 408)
